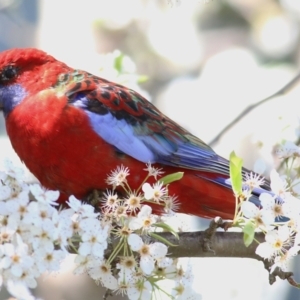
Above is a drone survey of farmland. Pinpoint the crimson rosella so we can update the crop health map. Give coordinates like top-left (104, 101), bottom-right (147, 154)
top-left (0, 48), bottom-right (267, 219)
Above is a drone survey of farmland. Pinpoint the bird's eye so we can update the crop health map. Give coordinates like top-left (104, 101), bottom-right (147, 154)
top-left (0, 65), bottom-right (19, 82)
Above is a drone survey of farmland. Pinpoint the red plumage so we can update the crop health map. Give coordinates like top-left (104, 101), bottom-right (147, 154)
top-left (0, 48), bottom-right (261, 219)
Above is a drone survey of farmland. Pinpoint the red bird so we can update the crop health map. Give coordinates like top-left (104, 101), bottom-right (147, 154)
top-left (0, 48), bottom-right (266, 219)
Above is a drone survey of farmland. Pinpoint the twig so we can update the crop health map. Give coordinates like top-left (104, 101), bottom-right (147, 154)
top-left (209, 71), bottom-right (300, 147)
top-left (0, 0), bottom-right (16, 12)
top-left (262, 258), bottom-right (300, 288)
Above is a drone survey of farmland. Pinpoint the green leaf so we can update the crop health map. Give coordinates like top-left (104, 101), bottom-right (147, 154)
top-left (114, 53), bottom-right (124, 73)
top-left (152, 223), bottom-right (179, 239)
top-left (243, 220), bottom-right (255, 247)
top-left (149, 232), bottom-right (178, 247)
top-left (229, 151), bottom-right (243, 195)
top-left (159, 172), bottom-right (184, 185)
top-left (137, 75), bottom-right (148, 83)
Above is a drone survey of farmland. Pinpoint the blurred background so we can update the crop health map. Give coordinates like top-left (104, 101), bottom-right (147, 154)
top-left (1, 0), bottom-right (300, 299)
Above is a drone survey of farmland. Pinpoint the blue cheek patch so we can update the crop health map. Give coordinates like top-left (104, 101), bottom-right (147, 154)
top-left (0, 84), bottom-right (27, 117)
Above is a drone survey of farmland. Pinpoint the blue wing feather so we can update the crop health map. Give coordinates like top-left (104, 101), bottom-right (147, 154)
top-left (69, 86), bottom-right (227, 173)
top-left (64, 73), bottom-right (233, 177)
top-left (62, 72), bottom-right (271, 199)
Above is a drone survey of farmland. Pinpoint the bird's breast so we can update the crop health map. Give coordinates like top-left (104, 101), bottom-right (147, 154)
top-left (4, 92), bottom-right (235, 219)
top-left (5, 93), bottom-right (144, 195)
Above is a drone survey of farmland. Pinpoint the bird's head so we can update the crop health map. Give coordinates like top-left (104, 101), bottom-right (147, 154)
top-left (0, 48), bottom-right (69, 117)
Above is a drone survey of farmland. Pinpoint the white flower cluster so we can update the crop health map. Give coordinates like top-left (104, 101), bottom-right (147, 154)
top-left (0, 159), bottom-right (67, 299)
top-left (0, 159), bottom-right (201, 300)
top-left (275, 141), bottom-right (300, 158)
top-left (239, 148), bottom-right (300, 273)
top-left (253, 169), bottom-right (300, 271)
top-left (82, 163), bottom-right (199, 299)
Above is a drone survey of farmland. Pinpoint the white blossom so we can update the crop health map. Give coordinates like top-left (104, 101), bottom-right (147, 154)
top-left (102, 190), bottom-right (120, 212)
top-left (0, 184), bottom-right (11, 201)
top-left (2, 158), bottom-right (24, 182)
top-left (34, 245), bottom-right (66, 273)
top-left (243, 172), bottom-right (265, 190)
top-left (117, 256), bottom-right (136, 281)
top-left (129, 205), bottom-right (156, 231)
top-left (271, 245), bottom-right (300, 273)
top-left (5, 191), bottom-right (30, 218)
top-left (125, 193), bottom-right (142, 213)
top-left (270, 169), bottom-right (290, 199)
top-left (30, 184), bottom-right (59, 206)
top-left (144, 163), bottom-right (164, 180)
top-left (78, 224), bottom-right (109, 257)
top-left (241, 201), bottom-right (274, 227)
top-left (127, 279), bottom-right (152, 300)
top-left (172, 282), bottom-right (202, 300)
top-left (67, 195), bottom-right (98, 219)
top-left (106, 165), bottom-right (130, 187)
top-left (142, 182), bottom-right (166, 202)
top-left (74, 255), bottom-right (89, 275)
top-left (276, 141), bottom-right (300, 158)
top-left (0, 241), bottom-right (34, 278)
top-left (6, 280), bottom-right (37, 300)
top-left (256, 226), bottom-right (293, 260)
top-left (128, 234), bottom-right (167, 275)
top-left (171, 261), bottom-right (201, 299)
top-left (259, 193), bottom-right (284, 219)
top-left (88, 259), bottom-right (118, 290)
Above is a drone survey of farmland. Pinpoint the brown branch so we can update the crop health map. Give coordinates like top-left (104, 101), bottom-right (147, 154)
top-left (68, 218), bottom-right (300, 288)
top-left (147, 230), bottom-right (265, 259)
top-left (69, 228), bottom-right (264, 259)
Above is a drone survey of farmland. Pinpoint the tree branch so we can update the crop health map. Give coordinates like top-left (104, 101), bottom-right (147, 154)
top-left (147, 230), bottom-right (265, 259)
top-left (208, 71), bottom-right (300, 147)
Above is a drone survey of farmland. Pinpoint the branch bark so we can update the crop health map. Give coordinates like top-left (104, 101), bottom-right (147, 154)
top-left (147, 231), bottom-right (265, 259)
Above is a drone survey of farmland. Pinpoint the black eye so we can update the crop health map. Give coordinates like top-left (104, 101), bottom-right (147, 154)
top-left (0, 65), bottom-right (19, 82)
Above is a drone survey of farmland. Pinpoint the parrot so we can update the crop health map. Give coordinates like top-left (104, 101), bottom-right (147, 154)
top-left (0, 48), bottom-right (267, 219)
